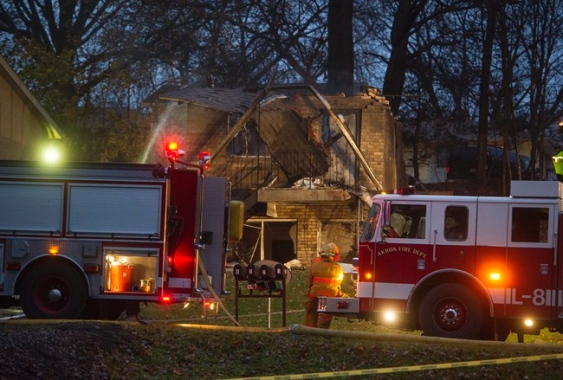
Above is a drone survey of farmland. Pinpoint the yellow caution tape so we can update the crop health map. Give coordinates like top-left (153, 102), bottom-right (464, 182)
top-left (222, 353), bottom-right (563, 380)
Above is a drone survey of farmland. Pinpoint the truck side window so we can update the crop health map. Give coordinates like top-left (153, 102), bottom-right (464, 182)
top-left (361, 203), bottom-right (380, 242)
top-left (511, 207), bottom-right (549, 243)
top-left (388, 204), bottom-right (427, 239)
top-left (444, 206), bottom-right (468, 241)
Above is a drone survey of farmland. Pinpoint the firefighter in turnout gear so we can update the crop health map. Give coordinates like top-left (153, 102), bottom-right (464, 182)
top-left (304, 243), bottom-right (344, 329)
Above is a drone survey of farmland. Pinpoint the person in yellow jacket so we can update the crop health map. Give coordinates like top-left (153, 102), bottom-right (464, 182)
top-left (304, 243), bottom-right (344, 329)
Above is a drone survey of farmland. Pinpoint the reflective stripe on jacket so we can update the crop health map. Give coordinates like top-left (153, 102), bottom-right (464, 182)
top-left (308, 258), bottom-right (343, 298)
top-left (313, 276), bottom-right (340, 285)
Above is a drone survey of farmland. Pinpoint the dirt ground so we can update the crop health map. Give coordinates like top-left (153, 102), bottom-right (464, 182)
top-left (3, 313), bottom-right (563, 380)
top-left (0, 319), bottom-right (139, 380)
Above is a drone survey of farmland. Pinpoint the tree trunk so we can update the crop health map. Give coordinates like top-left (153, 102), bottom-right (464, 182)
top-left (382, 0), bottom-right (428, 115)
top-left (326, 0), bottom-right (354, 95)
top-left (477, 1), bottom-right (497, 185)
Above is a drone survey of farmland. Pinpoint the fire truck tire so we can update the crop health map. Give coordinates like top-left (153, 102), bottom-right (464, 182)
top-left (419, 283), bottom-right (484, 339)
top-left (20, 261), bottom-right (88, 319)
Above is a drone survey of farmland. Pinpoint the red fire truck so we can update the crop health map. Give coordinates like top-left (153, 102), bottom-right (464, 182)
top-left (0, 144), bottom-right (230, 319)
top-left (320, 181), bottom-right (563, 341)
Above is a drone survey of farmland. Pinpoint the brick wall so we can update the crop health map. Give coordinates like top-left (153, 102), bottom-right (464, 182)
top-left (261, 201), bottom-right (365, 264)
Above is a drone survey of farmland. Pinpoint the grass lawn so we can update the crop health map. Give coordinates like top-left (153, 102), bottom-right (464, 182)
top-left (124, 268), bottom-right (563, 379)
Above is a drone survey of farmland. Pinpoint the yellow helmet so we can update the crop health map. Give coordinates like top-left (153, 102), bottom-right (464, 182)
top-left (320, 243), bottom-right (339, 256)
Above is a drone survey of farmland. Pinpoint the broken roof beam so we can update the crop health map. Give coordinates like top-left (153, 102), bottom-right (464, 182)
top-left (212, 84), bottom-right (383, 192)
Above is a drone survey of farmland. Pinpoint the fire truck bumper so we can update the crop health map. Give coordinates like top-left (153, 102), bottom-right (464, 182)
top-left (317, 296), bottom-right (360, 314)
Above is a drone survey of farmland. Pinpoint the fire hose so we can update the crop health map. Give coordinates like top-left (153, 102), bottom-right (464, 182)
top-left (197, 251), bottom-right (241, 326)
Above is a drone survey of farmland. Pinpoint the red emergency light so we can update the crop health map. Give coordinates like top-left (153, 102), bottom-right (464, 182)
top-left (165, 141), bottom-right (185, 163)
top-left (395, 187), bottom-right (416, 195)
top-left (167, 256), bottom-right (174, 272)
top-left (199, 151), bottom-right (211, 171)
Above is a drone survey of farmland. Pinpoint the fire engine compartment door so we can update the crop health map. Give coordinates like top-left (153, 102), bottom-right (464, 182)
top-left (476, 199), bottom-right (557, 319)
top-left (0, 182), bottom-right (63, 234)
top-left (196, 176), bottom-right (227, 296)
top-left (103, 248), bottom-right (159, 294)
top-left (67, 184), bottom-right (163, 237)
top-left (504, 202), bottom-right (556, 319)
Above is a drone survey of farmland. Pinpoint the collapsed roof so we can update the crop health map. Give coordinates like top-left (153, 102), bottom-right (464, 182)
top-left (159, 84), bottom-right (384, 191)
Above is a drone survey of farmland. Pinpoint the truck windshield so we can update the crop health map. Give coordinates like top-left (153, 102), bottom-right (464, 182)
top-left (361, 203), bottom-right (380, 242)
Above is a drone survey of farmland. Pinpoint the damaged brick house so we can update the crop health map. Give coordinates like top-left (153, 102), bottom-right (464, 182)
top-left (149, 84), bottom-right (404, 265)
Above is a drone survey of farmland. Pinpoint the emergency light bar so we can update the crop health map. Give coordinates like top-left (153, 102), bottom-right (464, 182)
top-left (164, 142), bottom-right (212, 172)
top-left (381, 187), bottom-right (416, 195)
top-left (395, 187), bottom-right (416, 195)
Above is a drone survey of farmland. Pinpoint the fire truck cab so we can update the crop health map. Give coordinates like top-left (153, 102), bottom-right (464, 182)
top-left (321, 181), bottom-right (563, 341)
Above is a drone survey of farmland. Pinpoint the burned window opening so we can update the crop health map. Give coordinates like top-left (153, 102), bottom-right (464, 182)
top-left (228, 119), bottom-right (269, 157)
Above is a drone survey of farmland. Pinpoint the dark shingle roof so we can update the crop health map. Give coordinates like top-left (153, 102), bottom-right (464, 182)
top-left (159, 87), bottom-right (258, 113)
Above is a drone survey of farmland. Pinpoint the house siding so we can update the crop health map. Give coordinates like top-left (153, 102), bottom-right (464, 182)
top-left (0, 56), bottom-right (63, 160)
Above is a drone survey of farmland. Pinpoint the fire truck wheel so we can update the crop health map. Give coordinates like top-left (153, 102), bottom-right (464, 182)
top-left (419, 283), bottom-right (484, 339)
top-left (20, 261), bottom-right (88, 319)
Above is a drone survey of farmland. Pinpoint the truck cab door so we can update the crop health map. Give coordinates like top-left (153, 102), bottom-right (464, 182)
top-left (432, 201), bottom-right (477, 274)
top-left (375, 200), bottom-right (432, 296)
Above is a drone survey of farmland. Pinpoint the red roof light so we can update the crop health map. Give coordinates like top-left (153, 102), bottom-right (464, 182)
top-left (395, 187), bottom-right (416, 195)
top-left (199, 151), bottom-right (211, 171)
top-left (165, 141), bottom-right (185, 163)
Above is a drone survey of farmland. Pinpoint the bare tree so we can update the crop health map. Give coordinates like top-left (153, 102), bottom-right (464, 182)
top-left (0, 0), bottom-right (136, 116)
top-left (476, 0), bottom-right (498, 185)
top-left (381, 0), bottom-right (429, 115)
top-left (3, 0), bottom-right (563, 173)
top-left (514, 0), bottom-right (563, 178)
